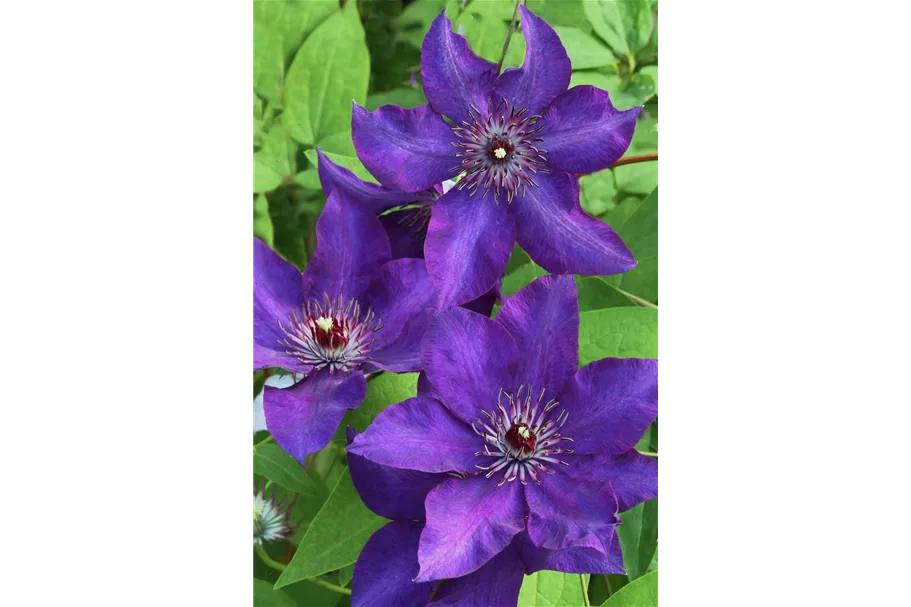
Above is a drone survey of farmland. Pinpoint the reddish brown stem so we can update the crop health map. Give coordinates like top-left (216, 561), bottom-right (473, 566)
top-left (610, 153), bottom-right (658, 168)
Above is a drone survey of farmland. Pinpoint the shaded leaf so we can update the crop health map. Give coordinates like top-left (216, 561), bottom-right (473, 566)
top-left (334, 372), bottom-right (419, 439)
top-left (600, 570), bottom-right (657, 606)
top-left (254, 194), bottom-right (274, 247)
top-left (303, 149), bottom-right (377, 185)
top-left (254, 443), bottom-right (319, 498)
top-left (617, 499), bottom-right (658, 581)
top-left (583, 0), bottom-right (653, 57)
top-left (253, 578), bottom-right (296, 607)
top-left (554, 26), bottom-right (616, 70)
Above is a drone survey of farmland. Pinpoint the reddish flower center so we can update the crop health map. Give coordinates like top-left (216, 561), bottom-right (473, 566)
top-left (486, 138), bottom-right (515, 163)
top-left (311, 316), bottom-right (348, 349)
top-left (504, 422), bottom-right (536, 455)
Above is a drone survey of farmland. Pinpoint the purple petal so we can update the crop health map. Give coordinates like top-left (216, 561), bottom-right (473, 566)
top-left (352, 102), bottom-right (458, 193)
top-left (429, 542), bottom-right (526, 607)
top-left (417, 475), bottom-right (525, 581)
top-left (425, 187), bottom-right (516, 308)
top-left (301, 192), bottom-right (392, 302)
top-left (512, 171), bottom-right (636, 276)
top-left (352, 521), bottom-right (435, 607)
top-left (263, 369), bottom-right (367, 464)
top-left (253, 237), bottom-right (309, 373)
top-left (379, 212), bottom-right (427, 260)
top-left (316, 148), bottom-right (417, 214)
top-left (421, 11), bottom-right (498, 126)
top-left (364, 259), bottom-right (438, 373)
top-left (569, 451), bottom-right (658, 513)
top-left (417, 371), bottom-right (441, 401)
top-left (559, 358), bottom-right (658, 455)
top-left (516, 531), bottom-right (625, 575)
top-left (495, 275), bottom-right (579, 395)
top-left (539, 85), bottom-right (641, 174)
top-left (525, 471), bottom-right (620, 554)
top-left (421, 307), bottom-right (519, 424)
top-left (346, 427), bottom-right (448, 521)
top-left (347, 397), bottom-right (481, 474)
top-left (491, 5), bottom-right (571, 116)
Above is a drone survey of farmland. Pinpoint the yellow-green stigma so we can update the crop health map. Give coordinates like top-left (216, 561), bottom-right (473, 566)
top-left (493, 146), bottom-right (507, 159)
top-left (315, 316), bottom-right (334, 332)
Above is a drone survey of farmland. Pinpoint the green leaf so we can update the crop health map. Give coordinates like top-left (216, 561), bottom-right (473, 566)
top-left (575, 276), bottom-right (635, 311)
top-left (580, 169), bottom-right (616, 216)
top-left (583, 0), bottom-right (654, 57)
top-left (294, 169), bottom-right (320, 190)
top-left (603, 187), bottom-right (657, 303)
top-left (253, 443), bottom-right (319, 498)
top-left (465, 0), bottom-right (517, 21)
top-left (617, 499), bottom-right (658, 581)
top-left (253, 578), bottom-right (296, 607)
top-left (526, 0), bottom-right (594, 33)
top-left (253, 22), bottom-right (286, 106)
top-left (284, 3), bottom-right (370, 145)
top-left (254, 195), bottom-right (275, 247)
top-left (601, 570), bottom-right (657, 606)
top-left (338, 563), bottom-right (354, 587)
top-left (640, 65), bottom-right (658, 96)
top-left (569, 71), bottom-right (655, 110)
top-left (395, 0), bottom-right (460, 49)
top-left (501, 261), bottom-right (549, 297)
top-left (517, 571), bottom-right (590, 606)
top-left (554, 26), bottom-right (616, 70)
top-left (254, 125), bottom-right (297, 194)
top-left (337, 372), bottom-right (419, 437)
top-left (253, 0), bottom-right (339, 64)
top-left (454, 11), bottom-right (509, 64)
top-left (303, 149), bottom-right (377, 184)
top-left (275, 469), bottom-right (386, 588)
top-left (366, 87), bottom-right (427, 111)
top-left (316, 131), bottom-right (356, 156)
top-left (578, 307), bottom-right (657, 365)
top-left (614, 119), bottom-right (657, 194)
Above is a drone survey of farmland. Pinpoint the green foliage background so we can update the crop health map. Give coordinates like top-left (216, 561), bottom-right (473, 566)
top-left (253, 1), bottom-right (658, 605)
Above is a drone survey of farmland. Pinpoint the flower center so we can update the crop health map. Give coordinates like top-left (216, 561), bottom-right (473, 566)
top-left (451, 100), bottom-right (548, 204)
top-left (472, 385), bottom-right (574, 486)
top-left (279, 294), bottom-right (382, 372)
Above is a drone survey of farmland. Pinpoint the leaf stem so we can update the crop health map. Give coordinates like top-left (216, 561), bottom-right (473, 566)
top-left (497, 0), bottom-right (526, 73)
top-left (614, 286), bottom-right (658, 309)
top-left (306, 577), bottom-right (353, 596)
top-left (638, 451), bottom-right (658, 458)
top-left (253, 435), bottom-right (275, 454)
top-left (256, 545), bottom-right (287, 571)
top-left (609, 153), bottom-right (657, 168)
top-left (581, 574), bottom-right (592, 607)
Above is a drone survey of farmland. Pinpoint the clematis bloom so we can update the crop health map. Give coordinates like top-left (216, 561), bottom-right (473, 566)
top-left (347, 275), bottom-right (658, 583)
top-left (352, 7), bottom-right (641, 307)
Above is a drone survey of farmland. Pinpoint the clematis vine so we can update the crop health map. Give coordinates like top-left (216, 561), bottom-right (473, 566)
top-left (316, 150), bottom-right (499, 316)
top-left (254, 189), bottom-right (439, 464)
top-left (352, 6), bottom-right (641, 307)
top-left (347, 275), bottom-right (658, 585)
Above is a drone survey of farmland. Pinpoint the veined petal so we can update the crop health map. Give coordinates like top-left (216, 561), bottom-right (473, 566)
top-left (253, 237), bottom-right (309, 373)
top-left (495, 275), bottom-right (579, 395)
top-left (570, 450), bottom-right (658, 513)
top-left (364, 259), bottom-right (438, 373)
top-left (301, 192), bottom-right (392, 303)
top-left (425, 186), bottom-right (516, 308)
top-left (491, 5), bottom-right (571, 116)
top-left (352, 521), bottom-right (435, 607)
top-left (421, 11), bottom-right (498, 126)
top-left (525, 470), bottom-right (620, 554)
top-left (539, 85), bottom-right (641, 174)
top-left (346, 397), bottom-right (480, 474)
top-left (263, 369), bottom-right (367, 464)
top-left (379, 212), bottom-right (427, 260)
top-left (346, 427), bottom-right (448, 521)
top-left (559, 358), bottom-right (658, 455)
top-left (516, 530), bottom-right (625, 575)
top-left (316, 148), bottom-right (417, 214)
top-left (428, 541), bottom-right (526, 607)
top-left (421, 307), bottom-right (519, 425)
top-left (352, 102), bottom-right (458, 193)
top-left (513, 171), bottom-right (636, 276)
top-left (416, 475), bottom-right (525, 582)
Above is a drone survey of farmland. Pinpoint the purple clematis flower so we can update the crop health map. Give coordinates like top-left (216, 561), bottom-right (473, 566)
top-left (347, 275), bottom-right (657, 583)
top-left (316, 149), bottom-right (499, 316)
top-left (351, 7), bottom-right (641, 308)
top-left (254, 191), bottom-right (439, 464)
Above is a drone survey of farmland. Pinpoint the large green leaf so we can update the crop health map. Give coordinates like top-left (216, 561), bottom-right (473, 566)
top-left (554, 26), bottom-right (616, 70)
top-left (580, 169), bottom-right (616, 216)
top-left (618, 499), bottom-right (658, 581)
top-left (284, 3), bottom-right (370, 145)
top-left (601, 570), bottom-right (657, 606)
top-left (578, 307), bottom-right (657, 365)
top-left (576, 276), bottom-right (636, 311)
top-left (366, 87), bottom-right (427, 111)
top-left (275, 469), bottom-right (386, 588)
top-left (454, 11), bottom-right (526, 68)
top-left (303, 149), bottom-right (377, 185)
top-left (253, 22), bottom-right (286, 106)
top-left (253, 0), bottom-right (338, 63)
top-left (465, 0), bottom-right (517, 21)
top-left (253, 442), bottom-right (319, 498)
top-left (254, 195), bottom-right (274, 247)
top-left (253, 578), bottom-right (296, 607)
top-left (569, 71), bottom-right (655, 110)
top-left (526, 0), bottom-right (594, 33)
top-left (613, 119), bottom-right (657, 195)
top-left (254, 125), bottom-right (297, 194)
top-left (335, 372), bottom-right (419, 438)
top-left (583, 0), bottom-right (654, 57)
top-left (501, 261), bottom-right (548, 297)
top-left (604, 187), bottom-right (657, 303)
top-left (517, 571), bottom-right (590, 606)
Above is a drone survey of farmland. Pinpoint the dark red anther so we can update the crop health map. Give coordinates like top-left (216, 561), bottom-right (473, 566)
top-left (311, 316), bottom-right (347, 349)
top-left (505, 423), bottom-right (536, 455)
top-left (486, 138), bottom-right (515, 163)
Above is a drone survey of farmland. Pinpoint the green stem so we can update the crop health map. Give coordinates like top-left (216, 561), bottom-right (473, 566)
top-left (306, 577), bottom-right (353, 596)
top-left (639, 451), bottom-right (658, 458)
top-left (612, 285), bottom-right (658, 309)
top-left (609, 153), bottom-right (658, 168)
top-left (581, 574), bottom-right (592, 607)
top-left (256, 545), bottom-right (287, 571)
top-left (496, 0), bottom-right (526, 73)
top-left (253, 434), bottom-right (274, 453)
